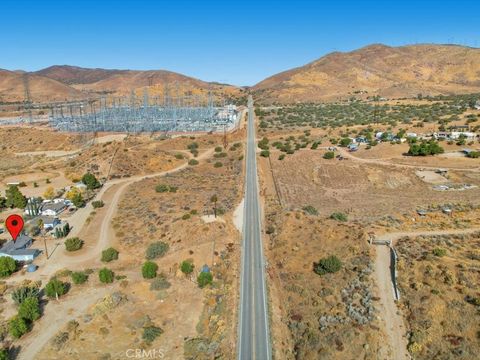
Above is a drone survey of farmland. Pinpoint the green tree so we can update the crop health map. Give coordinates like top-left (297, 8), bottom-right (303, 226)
top-left (99, 268), bottom-right (114, 283)
top-left (18, 297), bottom-right (41, 322)
top-left (330, 212), bottom-right (348, 222)
top-left (44, 278), bottom-right (67, 298)
top-left (8, 316), bottom-right (29, 338)
top-left (0, 257), bottom-right (16, 278)
top-left (101, 247), bottom-right (119, 262)
top-left (197, 272), bottom-right (213, 288)
top-left (5, 185), bottom-right (27, 209)
top-left (0, 196), bottom-right (6, 209)
top-left (91, 200), bottom-right (104, 208)
top-left (81, 173), bottom-right (101, 190)
top-left (339, 138), bottom-right (351, 147)
top-left (146, 242), bottom-right (169, 260)
top-left (313, 256), bottom-right (342, 275)
top-left (180, 260), bottom-right (194, 275)
top-left (142, 261), bottom-right (158, 279)
top-left (71, 192), bottom-right (85, 208)
top-left (11, 286), bottom-right (40, 305)
top-left (260, 150), bottom-right (270, 157)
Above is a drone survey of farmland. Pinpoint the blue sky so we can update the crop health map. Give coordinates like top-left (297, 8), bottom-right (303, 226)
top-left (1, 0), bottom-right (479, 85)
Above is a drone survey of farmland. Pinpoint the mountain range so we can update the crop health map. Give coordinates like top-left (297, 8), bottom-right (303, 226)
top-left (1, 44), bottom-right (479, 104)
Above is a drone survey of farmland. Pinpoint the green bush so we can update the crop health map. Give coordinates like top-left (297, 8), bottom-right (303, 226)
top-left (99, 268), bottom-right (114, 283)
top-left (44, 278), bottom-right (67, 298)
top-left (71, 271), bottom-right (88, 285)
top-left (197, 272), bottom-right (213, 288)
top-left (101, 247), bottom-right (119, 262)
top-left (214, 146), bottom-right (223, 153)
top-left (64, 237), bottom-right (83, 252)
top-left (182, 213), bottom-right (191, 220)
top-left (188, 159), bottom-right (199, 166)
top-left (214, 162), bottom-right (223, 168)
top-left (323, 151), bottom-right (335, 159)
top-left (11, 286), bottom-right (40, 305)
top-left (146, 242), bottom-right (169, 260)
top-left (174, 153), bottom-right (184, 159)
top-left (408, 140), bottom-right (444, 156)
top-left (155, 184), bottom-right (169, 193)
top-left (339, 138), bottom-right (352, 147)
top-left (18, 297), bottom-right (41, 322)
top-left (8, 316), bottom-right (29, 339)
top-left (0, 257), bottom-right (16, 278)
top-left (467, 151), bottom-right (480, 158)
top-left (91, 200), bottom-right (104, 209)
top-left (0, 348), bottom-right (8, 360)
top-left (330, 212), bottom-right (348, 222)
top-left (302, 205), bottom-right (318, 215)
top-left (142, 325), bottom-right (163, 343)
top-left (314, 256), bottom-right (342, 275)
top-left (260, 150), bottom-right (270, 157)
top-left (278, 154), bottom-right (285, 160)
top-left (180, 260), bottom-right (194, 275)
top-left (142, 261), bottom-right (158, 279)
top-left (432, 248), bottom-right (447, 257)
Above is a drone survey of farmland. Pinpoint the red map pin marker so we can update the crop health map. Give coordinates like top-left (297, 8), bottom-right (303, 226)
top-left (5, 214), bottom-right (24, 242)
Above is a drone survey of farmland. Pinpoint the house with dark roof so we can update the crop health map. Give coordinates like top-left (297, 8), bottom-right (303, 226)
top-left (0, 234), bottom-right (39, 262)
top-left (40, 199), bottom-right (68, 216)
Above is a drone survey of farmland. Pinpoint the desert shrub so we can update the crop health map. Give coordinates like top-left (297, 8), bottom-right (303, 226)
top-left (260, 150), bottom-right (270, 157)
top-left (12, 285), bottom-right (40, 305)
top-left (174, 153), bottom-right (184, 159)
top-left (101, 247), bottom-right (119, 262)
top-left (323, 151), bottom-right (335, 159)
top-left (18, 297), bottom-right (41, 322)
top-left (142, 325), bottom-right (163, 343)
top-left (142, 261), bottom-right (158, 279)
top-left (214, 162), bottom-right (223, 168)
top-left (155, 184), bottom-right (169, 193)
top-left (0, 348), bottom-right (8, 360)
top-left (265, 225), bottom-right (275, 234)
top-left (146, 242), bottom-right (169, 260)
top-left (99, 268), bottom-right (114, 283)
top-left (91, 200), bottom-right (104, 209)
top-left (64, 237), bottom-right (83, 252)
top-left (0, 257), bottom-right (16, 278)
top-left (150, 275), bottom-right (171, 290)
top-left (182, 213), bottom-right (191, 220)
top-left (467, 151), bottom-right (480, 158)
top-left (339, 137), bottom-right (352, 147)
top-left (180, 260), bottom-right (194, 275)
top-left (432, 248), bottom-right (447, 257)
top-left (188, 159), bottom-right (199, 166)
top-left (214, 146), bottom-right (223, 152)
top-left (314, 256), bottom-right (342, 275)
top-left (330, 212), bottom-right (348, 222)
top-left (278, 154), bottom-right (285, 160)
top-left (197, 272), bottom-right (213, 288)
top-left (8, 316), bottom-right (29, 339)
top-left (44, 278), bottom-right (67, 298)
top-left (71, 271), bottom-right (88, 285)
top-left (302, 205), bottom-right (318, 215)
top-left (408, 140), bottom-right (444, 156)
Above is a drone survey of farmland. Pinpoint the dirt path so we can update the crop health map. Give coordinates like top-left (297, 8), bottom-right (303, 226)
top-left (372, 227), bottom-right (480, 360)
top-left (16, 286), bottom-right (111, 360)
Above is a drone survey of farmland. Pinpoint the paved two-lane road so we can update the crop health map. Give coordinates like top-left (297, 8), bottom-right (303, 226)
top-left (237, 96), bottom-right (272, 359)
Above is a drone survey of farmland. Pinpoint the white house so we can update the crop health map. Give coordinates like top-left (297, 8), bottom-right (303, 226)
top-left (450, 132), bottom-right (476, 140)
top-left (40, 199), bottom-right (68, 216)
top-left (36, 216), bottom-right (61, 230)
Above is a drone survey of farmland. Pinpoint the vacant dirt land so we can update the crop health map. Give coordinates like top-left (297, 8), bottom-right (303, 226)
top-left (396, 232), bottom-right (480, 360)
top-left (263, 150), bottom-right (480, 222)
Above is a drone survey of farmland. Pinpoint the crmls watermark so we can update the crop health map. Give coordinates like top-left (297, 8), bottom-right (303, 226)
top-left (125, 348), bottom-right (165, 359)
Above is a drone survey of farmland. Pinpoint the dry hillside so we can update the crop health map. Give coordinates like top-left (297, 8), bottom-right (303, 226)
top-left (253, 44), bottom-right (480, 103)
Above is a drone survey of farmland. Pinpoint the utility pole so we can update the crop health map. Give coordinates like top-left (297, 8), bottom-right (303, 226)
top-left (23, 73), bottom-right (33, 123)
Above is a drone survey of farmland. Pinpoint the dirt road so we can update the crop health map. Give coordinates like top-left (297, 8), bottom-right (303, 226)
top-left (373, 227), bottom-right (480, 360)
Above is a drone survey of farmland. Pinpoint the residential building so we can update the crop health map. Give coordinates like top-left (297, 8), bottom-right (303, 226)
top-left (0, 234), bottom-right (39, 262)
top-left (40, 199), bottom-right (68, 216)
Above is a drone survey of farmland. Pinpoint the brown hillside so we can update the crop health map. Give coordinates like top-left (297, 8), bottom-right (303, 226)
top-left (253, 44), bottom-right (480, 103)
top-left (0, 69), bottom-right (83, 103)
top-left (35, 65), bottom-right (128, 85)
